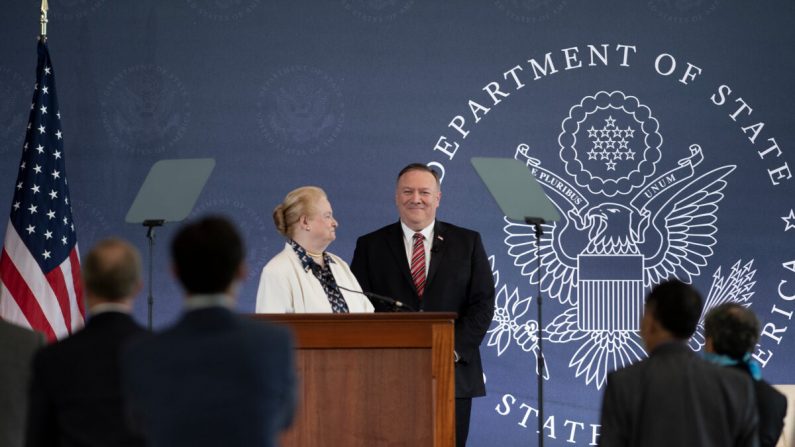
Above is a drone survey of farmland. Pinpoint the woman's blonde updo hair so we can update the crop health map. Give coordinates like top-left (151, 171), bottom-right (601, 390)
top-left (273, 186), bottom-right (327, 238)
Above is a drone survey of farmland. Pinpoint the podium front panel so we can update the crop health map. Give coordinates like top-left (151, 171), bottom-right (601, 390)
top-left (253, 313), bottom-right (456, 447)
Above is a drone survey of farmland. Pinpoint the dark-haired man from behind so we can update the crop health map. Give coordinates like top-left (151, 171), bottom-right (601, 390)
top-left (598, 279), bottom-right (759, 447)
top-left (122, 216), bottom-right (295, 447)
top-left (26, 238), bottom-right (147, 447)
top-left (705, 303), bottom-right (787, 447)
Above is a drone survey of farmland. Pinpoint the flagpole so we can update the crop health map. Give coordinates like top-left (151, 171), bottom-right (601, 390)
top-left (0, 0), bottom-right (85, 339)
top-left (40, 0), bottom-right (48, 41)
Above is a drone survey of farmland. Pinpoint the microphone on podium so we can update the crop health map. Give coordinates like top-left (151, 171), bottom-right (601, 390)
top-left (337, 285), bottom-right (417, 312)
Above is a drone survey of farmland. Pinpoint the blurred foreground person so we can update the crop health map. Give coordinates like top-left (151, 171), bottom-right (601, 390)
top-left (599, 279), bottom-right (759, 447)
top-left (705, 303), bottom-right (787, 447)
top-left (26, 238), bottom-right (146, 447)
top-left (0, 320), bottom-right (44, 447)
top-left (123, 216), bottom-right (296, 447)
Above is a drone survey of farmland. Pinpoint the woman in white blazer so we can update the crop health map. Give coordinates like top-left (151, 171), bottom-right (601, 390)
top-left (255, 186), bottom-right (373, 313)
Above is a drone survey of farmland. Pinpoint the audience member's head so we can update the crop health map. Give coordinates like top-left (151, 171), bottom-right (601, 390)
top-left (640, 279), bottom-right (703, 350)
top-left (704, 303), bottom-right (760, 360)
top-left (82, 238), bottom-right (142, 308)
top-left (171, 215), bottom-right (246, 296)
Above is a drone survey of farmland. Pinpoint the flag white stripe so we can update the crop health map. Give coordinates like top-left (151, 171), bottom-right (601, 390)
top-left (60, 250), bottom-right (84, 329)
top-left (72, 244), bottom-right (83, 327)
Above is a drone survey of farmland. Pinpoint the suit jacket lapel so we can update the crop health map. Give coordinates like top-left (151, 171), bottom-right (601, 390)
top-left (386, 222), bottom-right (415, 291)
top-left (426, 221), bottom-right (446, 289)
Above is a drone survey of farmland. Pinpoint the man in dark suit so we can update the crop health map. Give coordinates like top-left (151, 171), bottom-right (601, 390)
top-left (122, 216), bottom-right (296, 447)
top-left (26, 238), bottom-right (147, 447)
top-left (351, 163), bottom-right (495, 447)
top-left (598, 279), bottom-right (759, 447)
top-left (0, 320), bottom-right (44, 447)
top-left (705, 303), bottom-right (787, 447)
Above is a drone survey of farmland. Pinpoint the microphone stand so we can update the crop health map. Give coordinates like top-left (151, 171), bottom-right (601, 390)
top-left (143, 219), bottom-right (164, 330)
top-left (525, 216), bottom-right (546, 447)
top-left (337, 285), bottom-right (416, 312)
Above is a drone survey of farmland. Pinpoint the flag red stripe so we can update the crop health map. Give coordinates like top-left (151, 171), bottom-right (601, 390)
top-left (69, 248), bottom-right (84, 318)
top-left (45, 267), bottom-right (72, 335)
top-left (0, 249), bottom-right (56, 341)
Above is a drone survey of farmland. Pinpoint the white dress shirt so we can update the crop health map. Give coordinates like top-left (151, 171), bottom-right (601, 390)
top-left (400, 220), bottom-right (434, 277)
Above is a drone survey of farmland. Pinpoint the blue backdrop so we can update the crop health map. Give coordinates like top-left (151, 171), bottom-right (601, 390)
top-left (2, 1), bottom-right (794, 445)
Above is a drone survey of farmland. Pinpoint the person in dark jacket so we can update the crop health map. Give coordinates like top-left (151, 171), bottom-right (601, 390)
top-left (122, 216), bottom-right (296, 447)
top-left (26, 238), bottom-right (147, 447)
top-left (599, 279), bottom-right (759, 447)
top-left (705, 302), bottom-right (788, 447)
top-left (0, 320), bottom-right (44, 447)
top-left (351, 163), bottom-right (495, 447)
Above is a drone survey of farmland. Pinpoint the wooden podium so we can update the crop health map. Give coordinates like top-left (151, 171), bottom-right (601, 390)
top-left (253, 313), bottom-right (456, 447)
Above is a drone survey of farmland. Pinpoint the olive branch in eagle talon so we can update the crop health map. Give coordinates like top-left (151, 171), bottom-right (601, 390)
top-left (487, 256), bottom-right (550, 380)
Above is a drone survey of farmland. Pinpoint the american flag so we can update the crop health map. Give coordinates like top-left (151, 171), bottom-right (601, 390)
top-left (0, 41), bottom-right (83, 342)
